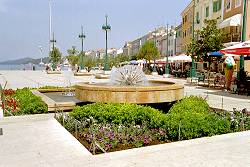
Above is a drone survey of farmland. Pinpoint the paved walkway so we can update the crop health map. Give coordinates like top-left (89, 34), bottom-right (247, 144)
top-left (0, 71), bottom-right (250, 166)
top-left (0, 70), bottom-right (249, 111)
top-left (149, 76), bottom-right (250, 111)
top-left (0, 114), bottom-right (250, 167)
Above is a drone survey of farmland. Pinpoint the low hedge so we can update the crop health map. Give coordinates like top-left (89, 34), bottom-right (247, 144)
top-left (14, 88), bottom-right (48, 115)
top-left (70, 103), bottom-right (165, 128)
top-left (165, 96), bottom-right (231, 140)
top-left (70, 97), bottom-right (231, 141)
top-left (168, 96), bottom-right (210, 114)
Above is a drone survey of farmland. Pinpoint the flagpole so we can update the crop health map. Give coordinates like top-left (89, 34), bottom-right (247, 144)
top-left (49, 0), bottom-right (52, 51)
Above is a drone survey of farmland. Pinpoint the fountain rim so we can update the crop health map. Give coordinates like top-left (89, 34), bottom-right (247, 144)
top-left (75, 80), bottom-right (184, 92)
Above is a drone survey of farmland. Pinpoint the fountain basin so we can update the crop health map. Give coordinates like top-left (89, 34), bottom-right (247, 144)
top-left (75, 80), bottom-right (184, 104)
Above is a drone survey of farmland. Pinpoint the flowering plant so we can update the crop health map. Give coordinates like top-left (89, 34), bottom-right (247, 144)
top-left (0, 89), bottom-right (18, 115)
top-left (80, 122), bottom-right (168, 153)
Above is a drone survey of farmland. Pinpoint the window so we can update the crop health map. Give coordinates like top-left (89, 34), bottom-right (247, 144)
top-left (196, 12), bottom-right (200, 24)
top-left (235, 0), bottom-right (241, 8)
top-left (179, 31), bottom-right (182, 37)
top-left (226, 0), bottom-right (232, 11)
top-left (206, 6), bottom-right (209, 17)
top-left (213, 0), bottom-right (222, 12)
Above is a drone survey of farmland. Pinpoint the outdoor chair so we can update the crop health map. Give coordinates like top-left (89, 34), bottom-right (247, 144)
top-left (205, 72), bottom-right (215, 87)
top-left (218, 75), bottom-right (226, 88)
top-left (197, 73), bottom-right (205, 86)
top-left (203, 73), bottom-right (210, 86)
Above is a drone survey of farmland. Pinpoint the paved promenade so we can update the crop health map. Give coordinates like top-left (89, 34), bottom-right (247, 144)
top-left (0, 114), bottom-right (250, 167)
top-left (0, 70), bottom-right (250, 166)
top-left (2, 70), bottom-right (248, 111)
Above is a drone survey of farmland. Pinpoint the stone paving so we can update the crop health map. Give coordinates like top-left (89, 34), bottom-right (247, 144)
top-left (0, 114), bottom-right (92, 167)
top-left (1, 114), bottom-right (250, 167)
top-left (0, 70), bottom-right (249, 112)
top-left (0, 70), bottom-right (250, 166)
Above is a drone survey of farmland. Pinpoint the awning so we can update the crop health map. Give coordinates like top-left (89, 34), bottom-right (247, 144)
top-left (172, 54), bottom-right (192, 62)
top-left (156, 57), bottom-right (174, 63)
top-left (220, 40), bottom-right (250, 55)
top-left (219, 14), bottom-right (241, 28)
top-left (209, 51), bottom-right (223, 57)
top-left (130, 60), bottom-right (139, 65)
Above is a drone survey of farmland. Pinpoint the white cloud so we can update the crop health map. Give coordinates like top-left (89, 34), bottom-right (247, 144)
top-left (0, 0), bottom-right (8, 13)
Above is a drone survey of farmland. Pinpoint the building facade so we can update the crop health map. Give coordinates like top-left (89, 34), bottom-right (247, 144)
top-left (122, 27), bottom-right (168, 57)
top-left (181, 1), bottom-right (194, 53)
top-left (220, 0), bottom-right (243, 43)
top-left (194, 0), bottom-right (224, 31)
top-left (175, 24), bottom-right (183, 55)
top-left (159, 26), bottom-right (177, 57)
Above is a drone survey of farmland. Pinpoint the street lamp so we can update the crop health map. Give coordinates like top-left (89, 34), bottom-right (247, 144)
top-left (240, 0), bottom-right (247, 74)
top-left (50, 33), bottom-right (57, 70)
top-left (191, 0), bottom-right (197, 78)
top-left (49, 0), bottom-right (53, 51)
top-left (102, 14), bottom-right (111, 71)
top-left (165, 24), bottom-right (170, 75)
top-left (79, 26), bottom-right (86, 70)
top-left (38, 46), bottom-right (43, 56)
top-left (38, 46), bottom-right (44, 65)
top-left (152, 29), bottom-right (159, 73)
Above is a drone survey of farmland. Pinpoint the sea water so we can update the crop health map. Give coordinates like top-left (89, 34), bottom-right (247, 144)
top-left (0, 64), bottom-right (69, 71)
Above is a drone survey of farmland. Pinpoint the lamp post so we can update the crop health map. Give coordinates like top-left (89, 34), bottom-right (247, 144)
top-left (165, 24), bottom-right (170, 75)
top-left (152, 29), bottom-right (159, 73)
top-left (240, 0), bottom-right (247, 72)
top-left (102, 15), bottom-right (111, 71)
top-left (39, 46), bottom-right (43, 57)
top-left (49, 0), bottom-right (53, 51)
top-left (191, 0), bottom-right (196, 78)
top-left (79, 26), bottom-right (86, 70)
top-left (50, 33), bottom-right (57, 70)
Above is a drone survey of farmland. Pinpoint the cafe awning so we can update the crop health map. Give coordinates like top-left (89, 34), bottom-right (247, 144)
top-left (219, 14), bottom-right (241, 29)
top-left (172, 54), bottom-right (192, 62)
top-left (209, 51), bottom-right (223, 57)
top-left (220, 40), bottom-right (250, 55)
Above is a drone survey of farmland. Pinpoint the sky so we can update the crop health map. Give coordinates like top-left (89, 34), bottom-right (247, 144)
top-left (0, 0), bottom-right (190, 61)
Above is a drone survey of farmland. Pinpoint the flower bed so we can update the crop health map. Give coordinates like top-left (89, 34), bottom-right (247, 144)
top-left (55, 96), bottom-right (250, 154)
top-left (1, 88), bottom-right (48, 116)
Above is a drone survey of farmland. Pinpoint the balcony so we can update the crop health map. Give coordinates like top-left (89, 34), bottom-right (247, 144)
top-left (223, 33), bottom-right (241, 43)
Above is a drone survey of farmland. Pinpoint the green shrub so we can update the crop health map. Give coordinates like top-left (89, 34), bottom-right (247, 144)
top-left (165, 112), bottom-right (231, 140)
top-left (169, 96), bottom-right (209, 114)
top-left (165, 96), bottom-right (231, 140)
top-left (70, 103), bottom-right (165, 128)
top-left (14, 88), bottom-right (48, 115)
top-left (70, 97), bottom-right (232, 142)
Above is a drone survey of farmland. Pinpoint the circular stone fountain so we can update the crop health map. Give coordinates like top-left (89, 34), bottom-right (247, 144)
top-left (75, 65), bottom-right (184, 104)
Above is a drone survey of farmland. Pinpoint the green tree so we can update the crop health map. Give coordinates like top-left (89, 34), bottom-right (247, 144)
top-left (111, 54), bottom-right (130, 67)
top-left (66, 46), bottom-right (79, 67)
top-left (67, 46), bottom-right (79, 56)
top-left (187, 19), bottom-right (224, 62)
top-left (137, 41), bottom-right (160, 63)
top-left (83, 56), bottom-right (97, 72)
top-left (116, 54), bottom-right (130, 63)
top-left (49, 47), bottom-right (62, 70)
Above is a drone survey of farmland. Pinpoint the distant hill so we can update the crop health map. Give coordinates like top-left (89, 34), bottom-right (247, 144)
top-left (0, 57), bottom-right (50, 65)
